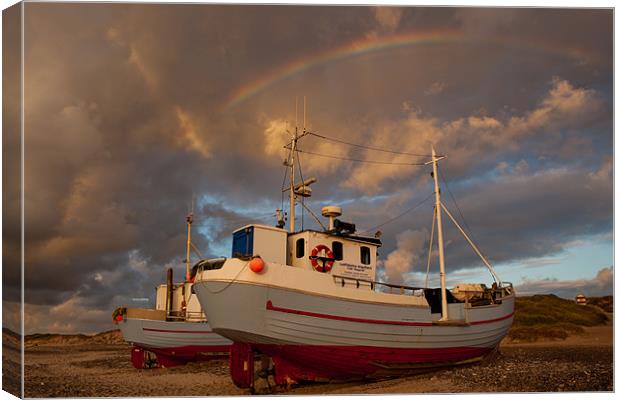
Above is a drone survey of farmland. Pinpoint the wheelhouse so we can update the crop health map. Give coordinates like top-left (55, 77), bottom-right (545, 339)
top-left (230, 223), bottom-right (381, 290)
top-left (287, 230), bottom-right (380, 282)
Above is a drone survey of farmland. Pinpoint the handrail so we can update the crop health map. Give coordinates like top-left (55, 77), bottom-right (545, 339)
top-left (332, 274), bottom-right (425, 295)
top-left (166, 312), bottom-right (207, 322)
top-left (334, 274), bottom-right (512, 299)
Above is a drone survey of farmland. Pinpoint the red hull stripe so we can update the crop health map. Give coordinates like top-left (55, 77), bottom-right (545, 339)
top-left (266, 300), bottom-right (432, 326)
top-left (266, 300), bottom-right (513, 326)
top-left (142, 327), bottom-right (216, 334)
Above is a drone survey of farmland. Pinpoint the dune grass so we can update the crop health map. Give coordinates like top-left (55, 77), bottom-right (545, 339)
top-left (507, 294), bottom-right (609, 343)
top-left (587, 295), bottom-right (613, 312)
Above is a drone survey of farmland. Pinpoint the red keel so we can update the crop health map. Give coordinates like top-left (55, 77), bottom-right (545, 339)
top-left (129, 344), bottom-right (230, 369)
top-left (229, 342), bottom-right (255, 388)
top-left (131, 346), bottom-right (146, 369)
top-left (254, 344), bottom-right (494, 383)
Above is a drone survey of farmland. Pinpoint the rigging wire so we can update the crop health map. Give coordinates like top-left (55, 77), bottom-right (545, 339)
top-left (280, 156), bottom-right (289, 221)
top-left (438, 167), bottom-right (485, 257)
top-left (307, 131), bottom-right (434, 158)
top-left (296, 147), bottom-right (325, 230)
top-left (359, 192), bottom-right (435, 234)
top-left (437, 167), bottom-right (498, 282)
top-left (425, 205), bottom-right (436, 289)
top-left (295, 148), bottom-right (427, 166)
top-left (441, 202), bottom-right (500, 284)
top-left (301, 201), bottom-right (327, 230)
top-left (190, 241), bottom-right (204, 259)
top-left (296, 149), bottom-right (305, 230)
top-left (200, 213), bottom-right (275, 230)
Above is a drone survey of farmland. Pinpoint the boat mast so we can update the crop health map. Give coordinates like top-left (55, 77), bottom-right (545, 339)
top-left (289, 99), bottom-right (299, 233)
top-left (431, 146), bottom-right (449, 321)
top-left (185, 202), bottom-right (193, 282)
top-left (288, 97), bottom-right (308, 233)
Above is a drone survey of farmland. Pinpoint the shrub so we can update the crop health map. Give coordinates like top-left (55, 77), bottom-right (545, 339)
top-left (506, 294), bottom-right (608, 343)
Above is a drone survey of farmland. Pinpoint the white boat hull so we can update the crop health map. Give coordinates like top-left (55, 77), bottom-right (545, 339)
top-left (194, 259), bottom-right (514, 382)
top-left (118, 317), bottom-right (232, 368)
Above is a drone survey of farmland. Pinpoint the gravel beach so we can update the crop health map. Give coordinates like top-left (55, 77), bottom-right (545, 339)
top-left (18, 324), bottom-right (612, 397)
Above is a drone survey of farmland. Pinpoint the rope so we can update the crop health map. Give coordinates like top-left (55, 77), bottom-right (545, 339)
top-left (441, 202), bottom-right (500, 284)
top-left (307, 131), bottom-right (433, 158)
top-left (296, 148), bottom-right (427, 166)
top-left (301, 202), bottom-right (327, 230)
top-left (359, 192), bottom-right (435, 234)
top-left (203, 214), bottom-right (273, 232)
top-left (190, 242), bottom-right (204, 259)
top-left (438, 167), bottom-right (485, 259)
top-left (201, 260), bottom-right (250, 294)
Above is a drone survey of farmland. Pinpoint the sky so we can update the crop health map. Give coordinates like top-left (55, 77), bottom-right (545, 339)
top-left (2, 4), bottom-right (613, 334)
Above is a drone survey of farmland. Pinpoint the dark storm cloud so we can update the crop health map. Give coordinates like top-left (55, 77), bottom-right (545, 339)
top-left (356, 156), bottom-right (611, 286)
top-left (14, 4), bottom-right (612, 333)
top-left (3, 2), bottom-right (22, 309)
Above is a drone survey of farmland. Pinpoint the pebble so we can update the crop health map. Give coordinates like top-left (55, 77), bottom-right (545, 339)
top-left (17, 343), bottom-right (614, 396)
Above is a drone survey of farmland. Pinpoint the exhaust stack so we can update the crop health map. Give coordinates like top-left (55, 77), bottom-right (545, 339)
top-left (166, 268), bottom-right (173, 319)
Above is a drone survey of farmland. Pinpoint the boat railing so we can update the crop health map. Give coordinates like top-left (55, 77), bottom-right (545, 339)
top-left (185, 311), bottom-right (207, 321)
top-left (166, 311), bottom-right (207, 322)
top-left (332, 274), bottom-right (425, 296)
top-left (498, 281), bottom-right (514, 296)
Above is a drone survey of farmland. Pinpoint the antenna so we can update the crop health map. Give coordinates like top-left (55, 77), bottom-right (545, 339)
top-left (289, 99), bottom-right (298, 233)
top-left (185, 197), bottom-right (194, 282)
top-left (287, 96), bottom-right (311, 233)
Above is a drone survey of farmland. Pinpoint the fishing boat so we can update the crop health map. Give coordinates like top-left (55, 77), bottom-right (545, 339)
top-left (113, 212), bottom-right (231, 368)
top-left (193, 115), bottom-right (514, 389)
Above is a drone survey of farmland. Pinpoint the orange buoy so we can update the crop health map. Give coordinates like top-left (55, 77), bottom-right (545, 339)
top-left (249, 256), bottom-right (265, 273)
top-left (115, 314), bottom-right (123, 322)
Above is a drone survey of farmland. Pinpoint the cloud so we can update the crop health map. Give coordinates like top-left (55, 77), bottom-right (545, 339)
top-left (24, 296), bottom-right (112, 335)
top-left (380, 228), bottom-right (428, 284)
top-left (515, 267), bottom-right (613, 298)
top-left (174, 106), bottom-right (211, 158)
top-left (506, 77), bottom-right (600, 137)
top-left (12, 5), bottom-right (611, 334)
top-left (453, 8), bottom-right (519, 35)
top-left (424, 81), bottom-right (446, 96)
top-left (439, 164), bottom-right (612, 268)
top-left (371, 6), bottom-right (403, 33)
top-left (263, 118), bottom-right (289, 156)
top-left (340, 78), bottom-right (603, 194)
top-left (369, 158), bottom-right (612, 285)
top-left (262, 117), bottom-right (351, 174)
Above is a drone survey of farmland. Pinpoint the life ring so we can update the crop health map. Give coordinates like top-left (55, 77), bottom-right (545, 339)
top-left (309, 244), bottom-right (335, 273)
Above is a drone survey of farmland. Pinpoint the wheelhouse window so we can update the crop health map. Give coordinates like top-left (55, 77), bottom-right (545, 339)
top-left (232, 227), bottom-right (253, 257)
top-left (296, 238), bottom-right (305, 258)
top-left (360, 246), bottom-right (371, 265)
top-left (332, 241), bottom-right (343, 261)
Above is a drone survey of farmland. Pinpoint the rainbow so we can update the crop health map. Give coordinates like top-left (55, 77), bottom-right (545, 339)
top-left (224, 29), bottom-right (591, 110)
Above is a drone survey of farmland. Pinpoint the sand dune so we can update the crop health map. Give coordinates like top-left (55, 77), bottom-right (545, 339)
top-left (24, 329), bottom-right (124, 347)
